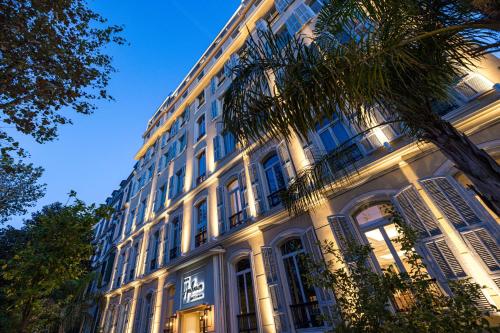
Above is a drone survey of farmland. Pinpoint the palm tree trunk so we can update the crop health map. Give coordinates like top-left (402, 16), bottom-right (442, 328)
top-left (423, 119), bottom-right (500, 216)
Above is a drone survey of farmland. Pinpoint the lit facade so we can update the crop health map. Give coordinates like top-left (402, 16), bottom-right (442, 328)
top-left (84, 0), bottom-right (500, 332)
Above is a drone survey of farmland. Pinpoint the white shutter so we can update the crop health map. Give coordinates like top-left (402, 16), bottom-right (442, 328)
top-left (301, 228), bottom-right (335, 313)
top-left (217, 185), bottom-right (226, 235)
top-left (394, 185), bottom-right (442, 237)
top-left (425, 239), bottom-right (466, 279)
top-left (328, 215), bottom-right (364, 258)
top-left (249, 163), bottom-right (263, 215)
top-left (211, 100), bottom-right (218, 119)
top-left (210, 77), bottom-right (216, 94)
top-left (261, 246), bottom-right (290, 332)
top-left (462, 228), bottom-right (500, 272)
top-left (239, 169), bottom-right (250, 220)
top-left (419, 177), bottom-right (482, 228)
top-left (277, 140), bottom-right (296, 184)
top-left (168, 176), bottom-right (175, 199)
top-left (255, 18), bottom-right (268, 33)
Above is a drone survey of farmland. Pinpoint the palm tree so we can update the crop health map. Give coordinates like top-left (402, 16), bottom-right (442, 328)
top-left (223, 0), bottom-right (500, 214)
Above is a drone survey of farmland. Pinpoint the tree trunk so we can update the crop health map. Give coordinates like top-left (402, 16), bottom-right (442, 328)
top-left (423, 119), bottom-right (500, 216)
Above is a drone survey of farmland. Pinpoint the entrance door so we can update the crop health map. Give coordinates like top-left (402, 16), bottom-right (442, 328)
top-left (182, 312), bottom-right (201, 333)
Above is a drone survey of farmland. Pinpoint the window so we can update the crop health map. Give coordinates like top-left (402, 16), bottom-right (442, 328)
top-left (354, 203), bottom-right (424, 274)
top-left (142, 293), bottom-right (155, 333)
top-left (224, 131), bottom-right (236, 155)
top-left (281, 238), bottom-right (321, 329)
top-left (316, 117), bottom-right (352, 153)
top-left (170, 216), bottom-right (182, 260)
top-left (128, 242), bottom-right (139, 282)
top-left (178, 132), bottom-right (187, 152)
top-left (164, 286), bottom-right (176, 333)
top-left (125, 209), bottom-right (135, 235)
top-left (195, 200), bottom-right (208, 247)
top-left (147, 165), bottom-right (154, 182)
top-left (306, 0), bottom-right (325, 13)
top-left (227, 179), bottom-right (244, 228)
top-left (137, 198), bottom-right (148, 225)
top-left (263, 154), bottom-right (286, 207)
top-left (197, 90), bottom-right (205, 108)
top-left (147, 230), bottom-right (160, 272)
top-left (211, 99), bottom-right (219, 119)
top-left (235, 258), bottom-right (258, 333)
top-left (197, 151), bottom-right (207, 184)
top-left (155, 184), bottom-right (167, 212)
top-left (168, 167), bottom-right (185, 199)
top-left (197, 114), bottom-right (206, 140)
top-left (216, 68), bottom-right (225, 86)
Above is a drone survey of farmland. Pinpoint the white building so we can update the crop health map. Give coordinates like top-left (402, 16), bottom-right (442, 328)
top-left (84, 1), bottom-right (500, 332)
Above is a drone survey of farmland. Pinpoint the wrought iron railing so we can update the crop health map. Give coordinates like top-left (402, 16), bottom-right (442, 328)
top-left (268, 190), bottom-right (284, 208)
top-left (237, 312), bottom-right (258, 333)
top-left (392, 279), bottom-right (443, 312)
top-left (195, 228), bottom-right (208, 247)
top-left (169, 246), bottom-right (180, 260)
top-left (229, 211), bottom-right (246, 229)
top-left (289, 301), bottom-right (322, 329)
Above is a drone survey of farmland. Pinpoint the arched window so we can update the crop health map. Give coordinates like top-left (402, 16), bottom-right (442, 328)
top-left (142, 292), bottom-right (155, 333)
top-left (195, 200), bottom-right (208, 247)
top-left (354, 202), bottom-right (414, 273)
top-left (164, 286), bottom-right (176, 333)
top-left (280, 238), bottom-right (321, 329)
top-left (227, 179), bottom-right (244, 228)
top-left (263, 154), bottom-right (285, 207)
top-left (235, 258), bottom-right (257, 333)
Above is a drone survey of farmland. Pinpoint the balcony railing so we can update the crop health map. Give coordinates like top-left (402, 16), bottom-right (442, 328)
top-left (237, 312), bottom-right (258, 333)
top-left (196, 174), bottom-right (207, 185)
top-left (392, 279), bottom-right (443, 312)
top-left (289, 301), bottom-right (322, 329)
top-left (268, 190), bottom-right (284, 208)
top-left (195, 228), bottom-right (208, 247)
top-left (229, 211), bottom-right (246, 229)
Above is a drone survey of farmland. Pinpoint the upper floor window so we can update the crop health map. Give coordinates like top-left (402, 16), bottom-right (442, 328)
top-left (197, 90), bottom-right (206, 108)
top-left (280, 238), bottom-right (321, 329)
top-left (224, 131), bottom-right (236, 155)
top-left (263, 154), bottom-right (286, 207)
top-left (235, 258), bottom-right (258, 333)
top-left (197, 151), bottom-right (207, 184)
top-left (128, 242), bottom-right (139, 282)
top-left (197, 114), bottom-right (206, 140)
top-left (170, 216), bottom-right (182, 260)
top-left (227, 179), bottom-right (245, 228)
top-left (168, 167), bottom-right (185, 199)
top-left (315, 117), bottom-right (351, 153)
top-left (195, 200), bottom-right (208, 247)
top-left (216, 68), bottom-right (225, 86)
top-left (125, 209), bottom-right (135, 235)
top-left (137, 197), bottom-right (148, 225)
top-left (147, 230), bottom-right (161, 272)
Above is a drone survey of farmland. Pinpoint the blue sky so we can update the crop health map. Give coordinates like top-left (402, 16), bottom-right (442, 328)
top-left (8, 0), bottom-right (240, 228)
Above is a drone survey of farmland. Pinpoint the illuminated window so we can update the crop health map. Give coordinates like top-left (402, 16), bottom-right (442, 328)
top-left (227, 179), bottom-right (244, 228)
top-left (263, 154), bottom-right (285, 207)
top-left (195, 201), bottom-right (208, 247)
top-left (235, 258), bottom-right (258, 333)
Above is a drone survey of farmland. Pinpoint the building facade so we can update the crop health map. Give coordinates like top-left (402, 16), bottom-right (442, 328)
top-left (85, 0), bottom-right (500, 332)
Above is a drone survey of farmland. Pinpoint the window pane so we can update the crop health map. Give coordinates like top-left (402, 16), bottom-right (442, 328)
top-left (364, 228), bottom-right (400, 272)
top-left (332, 122), bottom-right (350, 144)
top-left (237, 274), bottom-right (248, 314)
top-left (283, 256), bottom-right (303, 304)
top-left (319, 130), bottom-right (337, 152)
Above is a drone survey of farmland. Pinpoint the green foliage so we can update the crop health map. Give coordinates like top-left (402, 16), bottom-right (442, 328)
top-left (0, 0), bottom-right (125, 159)
top-left (302, 212), bottom-right (497, 332)
top-left (0, 195), bottom-right (111, 333)
top-left (223, 0), bottom-right (500, 214)
top-left (0, 156), bottom-right (45, 224)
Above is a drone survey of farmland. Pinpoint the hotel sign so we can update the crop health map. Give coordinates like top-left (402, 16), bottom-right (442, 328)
top-left (182, 270), bottom-right (205, 305)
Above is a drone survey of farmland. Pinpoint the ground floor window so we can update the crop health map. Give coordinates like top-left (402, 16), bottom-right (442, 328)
top-left (235, 258), bottom-right (258, 333)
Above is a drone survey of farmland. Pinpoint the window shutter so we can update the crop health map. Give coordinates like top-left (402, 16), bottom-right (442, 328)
top-left (211, 100), bottom-right (218, 119)
top-left (163, 224), bottom-right (170, 266)
top-left (239, 169), bottom-right (250, 220)
top-left (261, 246), bottom-right (290, 332)
top-left (255, 18), bottom-right (269, 33)
top-left (213, 135), bottom-right (222, 161)
top-left (274, 0), bottom-right (291, 13)
top-left (301, 228), bottom-right (334, 311)
top-left (133, 298), bottom-right (143, 333)
top-left (216, 185), bottom-right (226, 235)
top-left (168, 176), bottom-right (175, 199)
top-left (277, 140), bottom-right (296, 183)
top-left (425, 239), bottom-right (466, 279)
top-left (462, 228), bottom-right (500, 272)
top-left (328, 215), bottom-right (364, 257)
top-left (249, 163), bottom-right (263, 215)
top-left (420, 177), bottom-right (481, 228)
top-left (394, 185), bottom-right (441, 237)
top-left (294, 3), bottom-right (315, 25)
top-left (285, 15), bottom-right (301, 35)
top-left (210, 77), bottom-right (216, 94)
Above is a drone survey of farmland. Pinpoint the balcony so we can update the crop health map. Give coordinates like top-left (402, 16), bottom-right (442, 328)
top-left (237, 312), bottom-right (258, 333)
top-left (196, 174), bottom-right (207, 185)
top-left (195, 228), bottom-right (208, 247)
top-left (289, 301), bottom-right (322, 329)
top-left (229, 211), bottom-right (246, 229)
